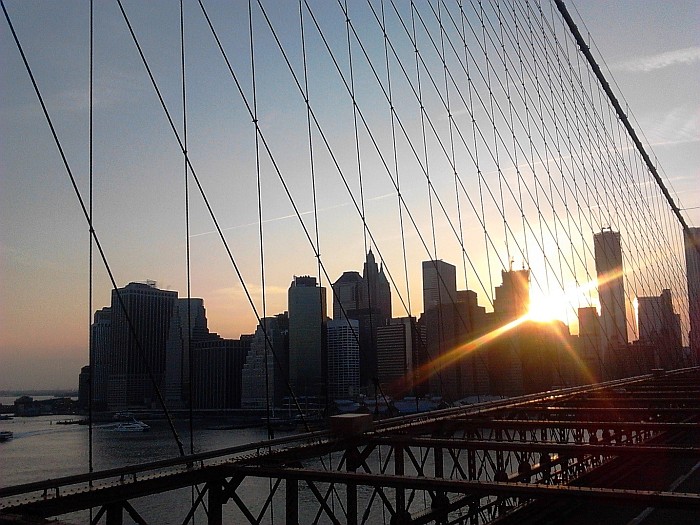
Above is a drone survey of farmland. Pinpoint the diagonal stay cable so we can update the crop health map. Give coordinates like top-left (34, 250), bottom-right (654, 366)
top-left (1, 0), bottom-right (187, 458)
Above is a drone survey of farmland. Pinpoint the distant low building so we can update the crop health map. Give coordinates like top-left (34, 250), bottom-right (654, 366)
top-left (78, 366), bottom-right (90, 410)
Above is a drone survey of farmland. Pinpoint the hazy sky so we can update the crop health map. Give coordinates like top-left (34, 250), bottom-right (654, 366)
top-left (1, 0), bottom-right (698, 390)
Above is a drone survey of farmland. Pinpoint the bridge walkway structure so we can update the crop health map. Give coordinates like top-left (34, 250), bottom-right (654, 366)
top-left (2, 367), bottom-right (700, 524)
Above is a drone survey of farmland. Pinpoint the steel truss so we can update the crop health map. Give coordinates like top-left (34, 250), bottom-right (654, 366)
top-left (1, 368), bottom-right (699, 524)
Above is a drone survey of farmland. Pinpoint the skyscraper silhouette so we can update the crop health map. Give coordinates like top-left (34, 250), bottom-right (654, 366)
top-left (422, 260), bottom-right (457, 312)
top-left (107, 281), bottom-right (177, 408)
top-left (685, 228), bottom-right (700, 363)
top-left (594, 228), bottom-right (627, 375)
top-left (288, 276), bottom-right (327, 400)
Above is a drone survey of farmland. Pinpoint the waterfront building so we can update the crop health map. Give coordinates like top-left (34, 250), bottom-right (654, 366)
top-left (190, 335), bottom-right (252, 410)
top-left (78, 365), bottom-right (90, 410)
top-left (164, 298), bottom-right (209, 408)
top-left (686, 227), bottom-right (700, 363)
top-left (594, 228), bottom-right (627, 377)
top-left (241, 313), bottom-right (290, 409)
top-left (326, 318), bottom-right (360, 400)
top-left (288, 276), bottom-right (327, 399)
top-left (107, 281), bottom-right (177, 408)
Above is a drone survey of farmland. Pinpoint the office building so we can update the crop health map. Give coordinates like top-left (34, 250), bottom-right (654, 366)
top-left (326, 318), bottom-right (360, 400)
top-left (493, 269), bottom-right (530, 319)
top-left (362, 250), bottom-right (392, 322)
top-left (288, 276), bottom-right (327, 399)
top-left (638, 289), bottom-right (682, 369)
top-left (686, 228), bottom-right (700, 363)
top-left (577, 306), bottom-right (603, 383)
top-left (78, 366), bottom-right (90, 410)
top-left (241, 313), bottom-right (290, 409)
top-left (594, 228), bottom-right (628, 364)
top-left (376, 317), bottom-right (419, 398)
top-left (164, 298), bottom-right (209, 407)
top-left (190, 335), bottom-right (252, 410)
top-left (90, 307), bottom-right (111, 408)
top-left (422, 260), bottom-right (457, 312)
top-left (107, 281), bottom-right (177, 408)
top-left (332, 271), bottom-right (364, 320)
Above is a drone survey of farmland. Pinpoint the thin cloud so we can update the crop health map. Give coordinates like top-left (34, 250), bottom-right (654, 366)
top-left (612, 46), bottom-right (700, 73)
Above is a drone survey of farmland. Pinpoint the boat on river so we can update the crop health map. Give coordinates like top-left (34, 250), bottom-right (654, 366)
top-left (113, 419), bottom-right (150, 432)
top-left (0, 430), bottom-right (13, 441)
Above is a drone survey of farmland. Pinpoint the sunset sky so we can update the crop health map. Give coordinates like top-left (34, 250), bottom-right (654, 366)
top-left (1, 0), bottom-right (698, 390)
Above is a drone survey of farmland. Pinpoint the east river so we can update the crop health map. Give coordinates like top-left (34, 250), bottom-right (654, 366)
top-left (1, 413), bottom-right (358, 524)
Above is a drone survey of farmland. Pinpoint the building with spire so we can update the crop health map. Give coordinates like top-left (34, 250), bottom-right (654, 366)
top-left (331, 251), bottom-right (393, 392)
top-left (363, 249), bottom-right (392, 322)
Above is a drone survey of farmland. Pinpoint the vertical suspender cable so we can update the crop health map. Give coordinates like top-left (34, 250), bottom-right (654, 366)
top-left (88, 0), bottom-right (94, 497)
top-left (248, 0), bottom-right (272, 444)
top-left (178, 0), bottom-right (194, 460)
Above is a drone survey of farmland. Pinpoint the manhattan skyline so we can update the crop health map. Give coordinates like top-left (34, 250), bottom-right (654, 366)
top-left (1, 1), bottom-right (698, 390)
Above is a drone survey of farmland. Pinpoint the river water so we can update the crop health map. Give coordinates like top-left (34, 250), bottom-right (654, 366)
top-left (1, 415), bottom-right (363, 523)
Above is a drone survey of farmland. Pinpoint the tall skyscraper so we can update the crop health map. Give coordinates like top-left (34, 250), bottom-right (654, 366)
top-left (330, 251), bottom-right (392, 392)
top-left (332, 271), bottom-right (364, 320)
top-left (376, 317), bottom-right (418, 398)
top-left (638, 289), bottom-right (682, 369)
top-left (594, 228), bottom-right (628, 362)
top-left (577, 306), bottom-right (603, 383)
top-left (107, 281), bottom-right (177, 408)
top-left (241, 313), bottom-right (289, 409)
top-left (164, 298), bottom-right (209, 407)
top-left (190, 335), bottom-right (252, 410)
top-left (90, 306), bottom-right (111, 408)
top-left (326, 318), bottom-right (360, 400)
top-left (422, 260), bottom-right (457, 313)
top-left (363, 250), bottom-right (392, 322)
top-left (288, 276), bottom-right (327, 399)
top-left (686, 228), bottom-right (700, 363)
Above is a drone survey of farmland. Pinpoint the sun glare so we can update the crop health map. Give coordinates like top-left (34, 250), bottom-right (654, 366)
top-left (527, 293), bottom-right (566, 322)
top-left (527, 279), bottom-right (599, 324)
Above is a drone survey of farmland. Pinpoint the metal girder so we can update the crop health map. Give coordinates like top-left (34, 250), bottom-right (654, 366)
top-left (454, 419), bottom-right (700, 431)
top-left (229, 465), bottom-right (700, 509)
top-left (538, 397), bottom-right (700, 406)
top-left (508, 407), bottom-right (700, 415)
top-left (369, 437), bottom-right (700, 457)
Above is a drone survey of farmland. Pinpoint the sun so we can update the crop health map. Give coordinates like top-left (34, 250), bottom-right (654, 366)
top-left (527, 278), bottom-right (600, 324)
top-left (527, 293), bottom-right (566, 322)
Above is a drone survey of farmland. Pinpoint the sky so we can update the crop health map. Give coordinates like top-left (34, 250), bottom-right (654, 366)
top-left (1, 0), bottom-right (698, 390)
